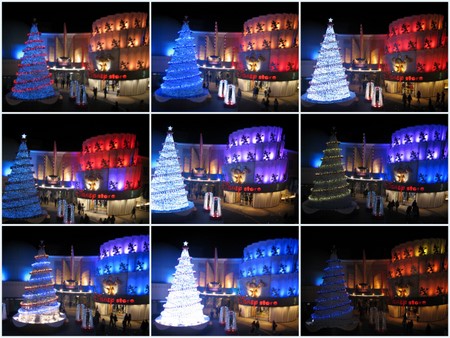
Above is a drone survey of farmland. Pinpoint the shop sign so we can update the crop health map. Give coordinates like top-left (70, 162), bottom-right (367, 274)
top-left (76, 191), bottom-right (117, 200)
top-left (94, 294), bottom-right (135, 304)
top-left (385, 182), bottom-right (425, 192)
top-left (390, 296), bottom-right (445, 306)
top-left (238, 296), bottom-right (298, 307)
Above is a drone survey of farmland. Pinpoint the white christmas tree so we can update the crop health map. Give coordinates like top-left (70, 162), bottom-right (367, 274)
top-left (155, 241), bottom-right (209, 328)
top-left (302, 128), bottom-right (356, 213)
top-left (2, 134), bottom-right (47, 221)
top-left (12, 241), bottom-right (66, 327)
top-left (151, 126), bottom-right (194, 212)
top-left (303, 18), bottom-right (354, 103)
top-left (306, 246), bottom-right (358, 332)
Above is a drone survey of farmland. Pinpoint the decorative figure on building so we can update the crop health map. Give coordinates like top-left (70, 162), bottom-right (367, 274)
top-left (416, 21), bottom-right (424, 31)
top-left (246, 279), bottom-right (265, 297)
top-left (431, 20), bottom-right (438, 30)
top-left (420, 287), bottom-right (429, 296)
top-left (401, 24), bottom-right (409, 33)
top-left (256, 22), bottom-right (264, 32)
top-left (278, 38), bottom-right (287, 48)
top-left (96, 41), bottom-right (104, 51)
top-left (120, 19), bottom-right (127, 30)
top-left (286, 20), bottom-right (293, 30)
top-left (271, 20), bottom-right (279, 30)
top-left (408, 41), bottom-right (417, 50)
top-left (417, 62), bottom-right (425, 72)
top-left (120, 61), bottom-right (129, 70)
top-left (418, 245), bottom-right (426, 256)
top-left (105, 22), bottom-right (113, 32)
top-left (112, 39), bottom-right (120, 48)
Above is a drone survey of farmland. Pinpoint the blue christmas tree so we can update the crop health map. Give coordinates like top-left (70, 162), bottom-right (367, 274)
top-left (12, 241), bottom-right (66, 327)
top-left (155, 17), bottom-right (208, 100)
top-left (11, 21), bottom-right (56, 101)
top-left (2, 134), bottom-right (47, 221)
top-left (306, 246), bottom-right (358, 332)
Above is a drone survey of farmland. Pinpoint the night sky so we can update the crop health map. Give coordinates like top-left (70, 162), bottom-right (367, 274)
top-left (152, 225), bottom-right (299, 259)
top-left (301, 1), bottom-right (448, 59)
top-left (2, 114), bottom-right (150, 160)
top-left (151, 114), bottom-right (299, 166)
top-left (152, 1), bottom-right (299, 32)
top-left (2, 1), bottom-right (149, 33)
top-left (301, 225), bottom-right (448, 285)
top-left (2, 225), bottom-right (149, 256)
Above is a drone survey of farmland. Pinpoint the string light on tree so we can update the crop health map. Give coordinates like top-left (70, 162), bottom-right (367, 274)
top-left (12, 241), bottom-right (66, 327)
top-left (155, 17), bottom-right (210, 102)
top-left (302, 128), bottom-right (357, 214)
top-left (154, 241), bottom-right (210, 329)
top-left (151, 126), bottom-right (195, 213)
top-left (306, 246), bottom-right (358, 332)
top-left (301, 18), bottom-right (356, 104)
top-left (9, 20), bottom-right (57, 102)
top-left (2, 134), bottom-right (47, 221)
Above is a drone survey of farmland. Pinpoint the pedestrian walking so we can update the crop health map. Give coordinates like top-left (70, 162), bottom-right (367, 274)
top-left (103, 86), bottom-right (107, 98)
top-left (402, 93), bottom-right (407, 109)
top-left (416, 90), bottom-right (421, 104)
top-left (407, 93), bottom-right (412, 108)
top-left (272, 320), bottom-right (278, 332)
top-left (273, 98), bottom-right (279, 112)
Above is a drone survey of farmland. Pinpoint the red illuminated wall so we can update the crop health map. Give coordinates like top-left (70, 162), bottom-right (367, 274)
top-left (238, 13), bottom-right (299, 73)
top-left (388, 238), bottom-right (448, 298)
top-left (78, 133), bottom-right (142, 192)
top-left (385, 14), bottom-right (448, 74)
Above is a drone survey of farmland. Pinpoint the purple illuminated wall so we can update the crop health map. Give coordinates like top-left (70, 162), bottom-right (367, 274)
top-left (387, 125), bottom-right (448, 184)
top-left (223, 126), bottom-right (288, 184)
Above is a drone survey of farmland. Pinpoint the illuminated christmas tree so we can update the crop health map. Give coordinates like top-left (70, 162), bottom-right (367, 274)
top-left (151, 126), bottom-right (194, 213)
top-left (302, 128), bottom-right (356, 213)
top-left (306, 246), bottom-right (358, 332)
top-left (155, 17), bottom-right (209, 101)
top-left (10, 21), bottom-right (56, 101)
top-left (302, 18), bottom-right (355, 103)
top-left (155, 241), bottom-right (209, 328)
top-left (2, 134), bottom-right (47, 222)
top-left (12, 241), bottom-right (66, 327)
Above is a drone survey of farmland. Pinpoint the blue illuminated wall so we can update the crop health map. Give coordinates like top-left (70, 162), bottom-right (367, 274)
top-left (95, 235), bottom-right (150, 297)
top-left (239, 238), bottom-right (299, 298)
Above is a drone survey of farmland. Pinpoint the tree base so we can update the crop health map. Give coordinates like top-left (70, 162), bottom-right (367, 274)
top-left (12, 313), bottom-right (67, 329)
top-left (5, 92), bottom-right (60, 106)
top-left (302, 199), bottom-right (358, 215)
top-left (305, 317), bottom-right (359, 333)
top-left (154, 315), bottom-right (210, 334)
top-left (2, 213), bottom-right (49, 224)
top-left (301, 92), bottom-right (357, 106)
top-left (154, 88), bottom-right (211, 103)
